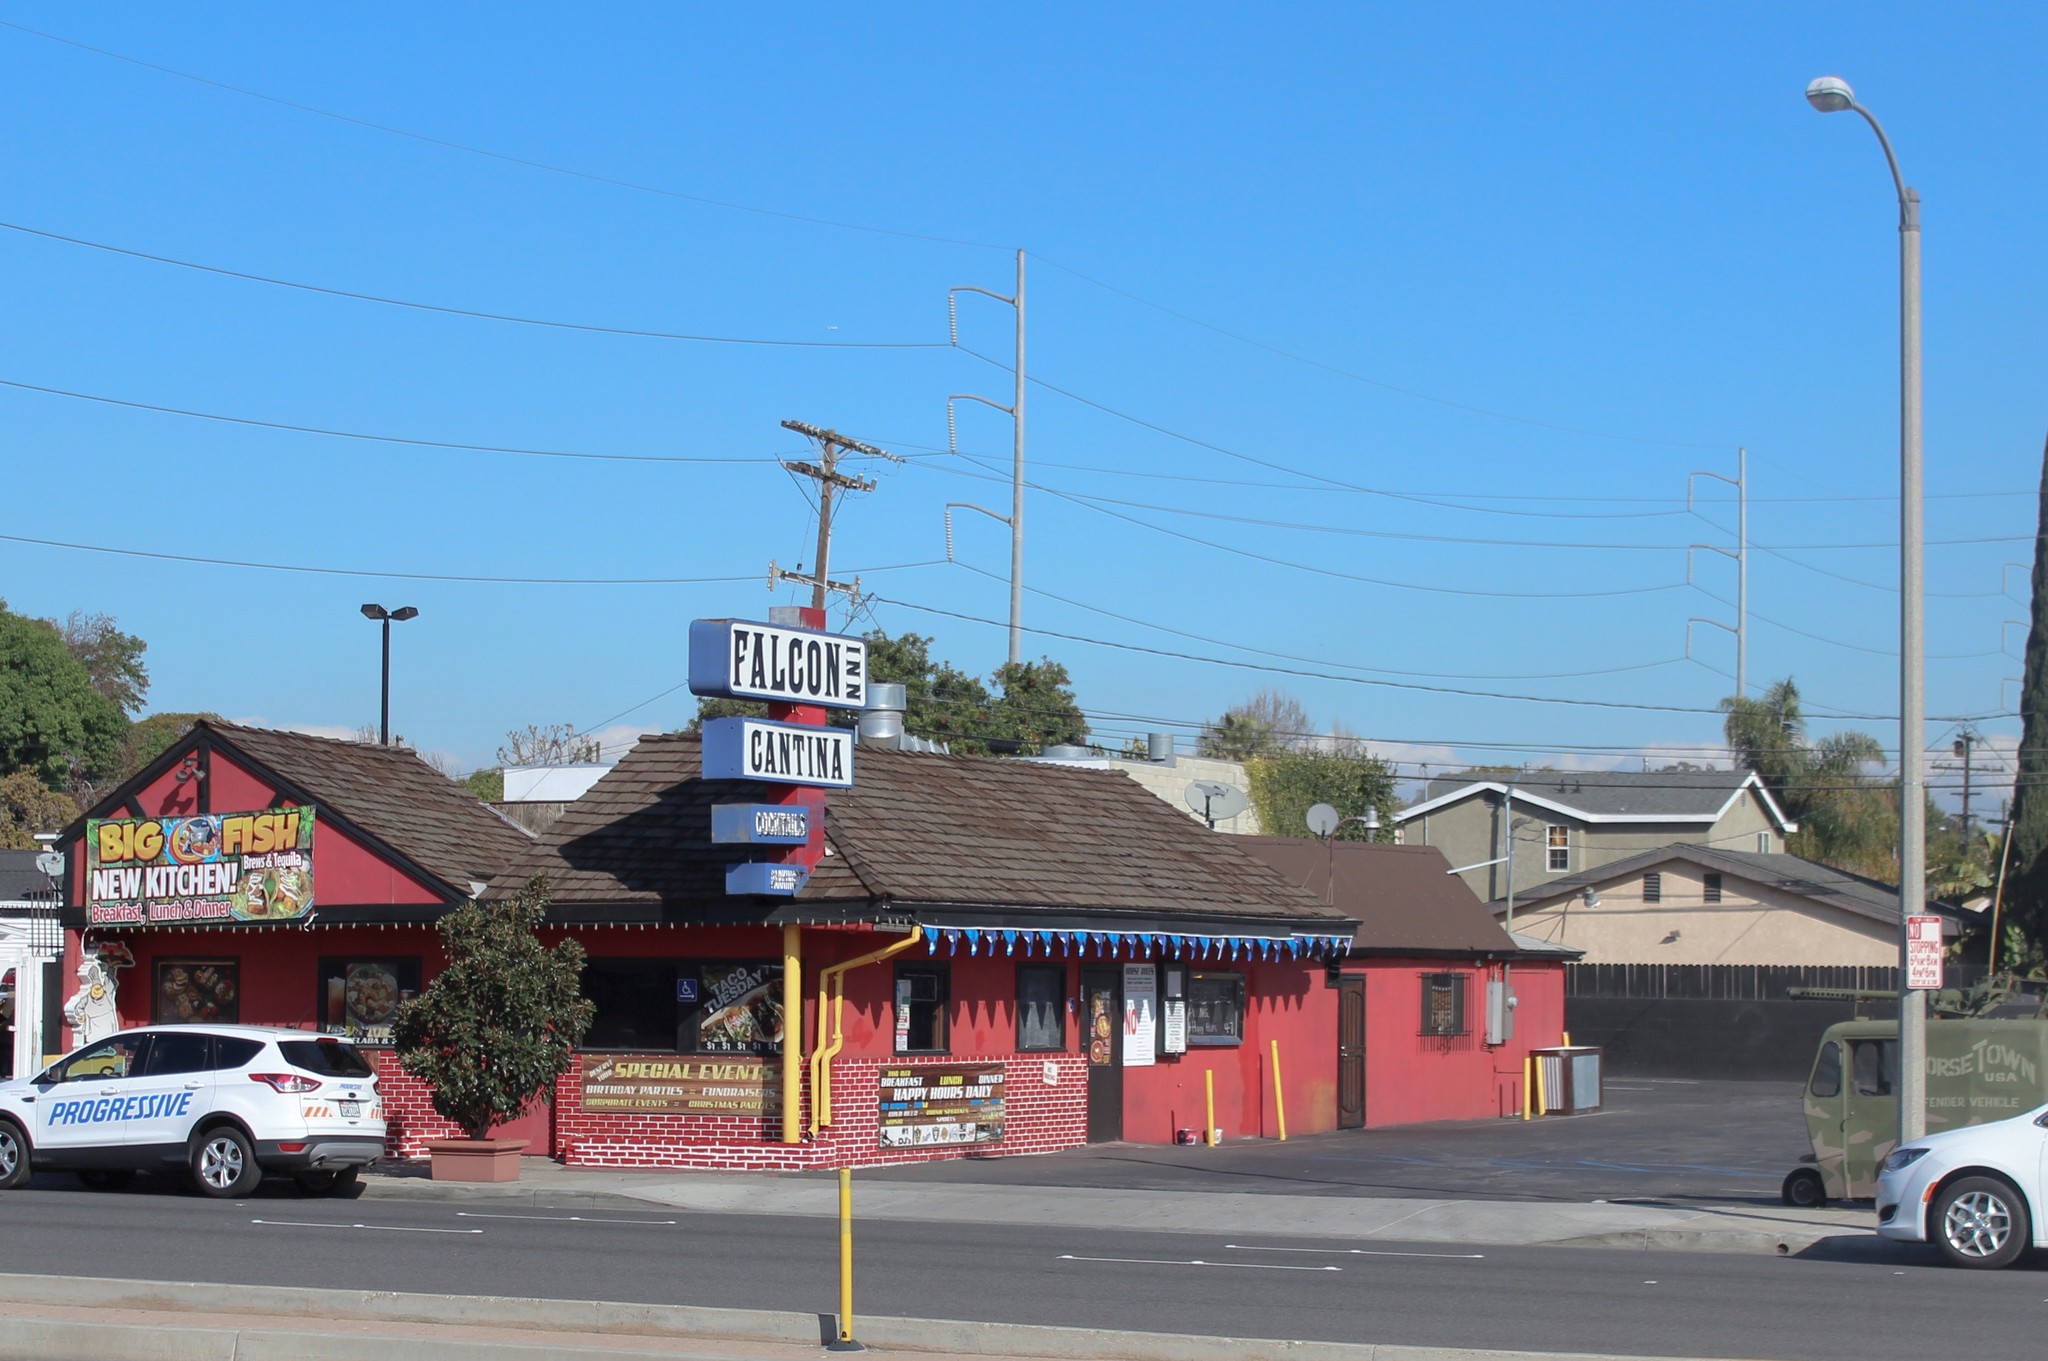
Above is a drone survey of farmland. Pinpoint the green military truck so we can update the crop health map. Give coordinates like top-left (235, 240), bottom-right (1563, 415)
top-left (1785, 1013), bottom-right (2048, 1205)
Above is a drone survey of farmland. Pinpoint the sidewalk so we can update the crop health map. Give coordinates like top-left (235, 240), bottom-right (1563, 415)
top-left (357, 1157), bottom-right (1876, 1257)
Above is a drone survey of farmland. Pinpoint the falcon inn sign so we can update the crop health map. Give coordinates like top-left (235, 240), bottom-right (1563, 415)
top-left (689, 614), bottom-right (868, 897)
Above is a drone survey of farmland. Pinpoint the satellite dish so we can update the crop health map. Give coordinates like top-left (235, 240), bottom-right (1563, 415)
top-left (1185, 780), bottom-right (1249, 827)
top-left (35, 851), bottom-right (63, 878)
top-left (1305, 802), bottom-right (1341, 838)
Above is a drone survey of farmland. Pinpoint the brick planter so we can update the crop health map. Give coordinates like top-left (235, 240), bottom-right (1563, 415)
top-left (425, 1137), bottom-right (529, 1181)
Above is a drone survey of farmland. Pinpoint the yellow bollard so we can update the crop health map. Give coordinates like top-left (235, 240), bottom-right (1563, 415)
top-left (1270, 1040), bottom-right (1287, 1141)
top-left (1205, 1069), bottom-right (1217, 1146)
top-left (830, 1166), bottom-right (863, 1352)
top-left (1533, 1053), bottom-right (1549, 1117)
top-left (1562, 1031), bottom-right (1572, 1048)
top-left (1522, 1055), bottom-right (1534, 1121)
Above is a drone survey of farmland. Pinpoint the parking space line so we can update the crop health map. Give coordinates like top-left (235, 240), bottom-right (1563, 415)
top-left (1225, 1244), bottom-right (1485, 1260)
top-left (251, 1218), bottom-right (481, 1234)
top-left (1056, 1254), bottom-right (1338, 1272)
top-left (456, 1211), bottom-right (679, 1225)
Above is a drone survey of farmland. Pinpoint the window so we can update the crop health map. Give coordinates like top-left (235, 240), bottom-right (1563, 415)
top-left (279, 1038), bottom-right (376, 1079)
top-left (213, 1036), bottom-right (263, 1071)
top-left (581, 959), bottom-right (784, 1054)
top-left (1187, 971), bottom-right (1246, 1045)
top-left (317, 957), bottom-right (421, 1044)
top-left (1703, 872), bottom-right (1723, 904)
top-left (1420, 972), bottom-right (1468, 1036)
top-left (144, 1030), bottom-right (212, 1077)
top-left (1017, 964), bottom-right (1065, 1051)
top-left (895, 964), bottom-right (950, 1053)
top-left (154, 959), bottom-right (239, 1024)
top-left (1850, 1039), bottom-right (1896, 1097)
top-left (53, 1034), bottom-right (147, 1082)
top-left (1642, 872), bottom-right (1662, 903)
top-left (1546, 825), bottom-right (1570, 872)
top-left (1809, 1040), bottom-right (1842, 1098)
top-left (1757, 831), bottom-right (1773, 854)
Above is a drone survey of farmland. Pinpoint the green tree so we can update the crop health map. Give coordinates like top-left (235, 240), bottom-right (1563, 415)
top-left (58, 611), bottom-right (149, 718)
top-left (0, 601), bottom-right (126, 790)
top-left (462, 767), bottom-right (505, 802)
top-left (391, 876), bottom-right (594, 1141)
top-left (1721, 677), bottom-right (1898, 879)
top-left (1198, 688), bottom-right (1317, 760)
top-left (112, 712), bottom-right (219, 784)
top-left (2004, 431), bottom-right (2048, 957)
top-left (1246, 749), bottom-right (1398, 841)
top-left (0, 769), bottom-right (75, 849)
top-left (683, 630), bottom-right (1084, 756)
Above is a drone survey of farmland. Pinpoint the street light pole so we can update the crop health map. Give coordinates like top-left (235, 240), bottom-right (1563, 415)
top-left (1807, 75), bottom-right (1927, 1145)
top-left (359, 604), bottom-right (420, 746)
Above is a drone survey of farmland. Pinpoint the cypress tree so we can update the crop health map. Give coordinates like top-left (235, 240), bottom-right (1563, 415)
top-left (2001, 432), bottom-right (2048, 963)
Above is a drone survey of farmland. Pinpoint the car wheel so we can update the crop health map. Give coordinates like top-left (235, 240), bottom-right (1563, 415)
top-left (77, 1170), bottom-right (136, 1192)
top-left (1782, 1168), bottom-right (1827, 1208)
top-left (292, 1166), bottom-right (361, 1198)
top-left (1932, 1175), bottom-right (2031, 1270)
top-left (189, 1126), bottom-right (260, 1198)
top-left (0, 1121), bottom-right (30, 1191)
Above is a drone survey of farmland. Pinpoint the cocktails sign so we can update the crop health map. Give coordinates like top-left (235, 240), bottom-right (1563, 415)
top-left (85, 808), bottom-right (316, 928)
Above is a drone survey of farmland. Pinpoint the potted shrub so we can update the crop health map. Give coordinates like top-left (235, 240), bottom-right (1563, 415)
top-left (391, 875), bottom-right (593, 1181)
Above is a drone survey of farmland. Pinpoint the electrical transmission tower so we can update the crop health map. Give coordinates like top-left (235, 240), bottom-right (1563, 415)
top-left (945, 250), bottom-right (1026, 665)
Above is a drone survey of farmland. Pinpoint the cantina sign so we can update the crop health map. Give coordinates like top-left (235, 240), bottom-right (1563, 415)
top-left (579, 1055), bottom-right (781, 1115)
top-left (86, 808), bottom-right (316, 928)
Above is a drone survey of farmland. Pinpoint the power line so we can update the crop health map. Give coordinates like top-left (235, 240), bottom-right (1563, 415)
top-left (0, 376), bottom-right (806, 464)
top-left (0, 220), bottom-right (947, 349)
top-left (0, 21), bottom-right (1010, 252)
top-left (1027, 252), bottom-right (1732, 452)
top-left (0, 531), bottom-right (946, 587)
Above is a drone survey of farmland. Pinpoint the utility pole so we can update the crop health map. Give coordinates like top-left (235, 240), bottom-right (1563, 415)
top-left (947, 249), bottom-right (1027, 666)
top-left (771, 421), bottom-right (896, 610)
top-left (1686, 447), bottom-right (1748, 696)
top-left (1935, 727), bottom-right (1978, 839)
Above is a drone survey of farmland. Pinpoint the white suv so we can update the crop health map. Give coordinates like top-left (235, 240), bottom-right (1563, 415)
top-left (0, 1025), bottom-right (386, 1198)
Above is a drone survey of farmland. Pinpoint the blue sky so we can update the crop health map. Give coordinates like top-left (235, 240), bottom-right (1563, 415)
top-left (2, 5), bottom-right (2042, 807)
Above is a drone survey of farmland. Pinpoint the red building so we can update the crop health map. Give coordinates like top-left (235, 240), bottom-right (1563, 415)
top-left (56, 722), bottom-right (1566, 1170)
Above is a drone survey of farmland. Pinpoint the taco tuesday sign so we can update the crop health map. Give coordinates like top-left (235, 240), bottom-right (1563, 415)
top-left (85, 807), bottom-right (316, 928)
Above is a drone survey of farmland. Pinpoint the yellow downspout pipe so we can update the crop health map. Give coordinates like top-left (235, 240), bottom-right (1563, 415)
top-left (809, 925), bottom-right (925, 1137)
top-left (781, 925), bottom-right (803, 1145)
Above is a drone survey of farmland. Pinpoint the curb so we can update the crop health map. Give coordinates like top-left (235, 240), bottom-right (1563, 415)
top-left (0, 1273), bottom-right (1765, 1361)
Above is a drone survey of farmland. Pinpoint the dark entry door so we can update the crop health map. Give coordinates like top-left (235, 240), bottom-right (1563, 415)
top-left (1081, 966), bottom-right (1122, 1142)
top-left (1337, 976), bottom-right (1366, 1129)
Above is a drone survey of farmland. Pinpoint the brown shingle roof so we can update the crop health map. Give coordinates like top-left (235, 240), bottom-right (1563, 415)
top-left (1235, 837), bottom-right (1532, 957)
top-left (497, 735), bottom-right (1350, 931)
top-left (202, 721), bottom-right (531, 894)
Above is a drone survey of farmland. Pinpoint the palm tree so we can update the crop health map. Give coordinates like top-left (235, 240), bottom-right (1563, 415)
top-left (1722, 678), bottom-right (1897, 879)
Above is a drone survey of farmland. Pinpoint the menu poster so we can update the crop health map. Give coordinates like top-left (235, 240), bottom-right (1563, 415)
top-left (1122, 963), bottom-right (1157, 1067)
top-left (1162, 1000), bottom-right (1188, 1055)
top-left (878, 1064), bottom-right (1004, 1148)
top-left (319, 957), bottom-right (421, 1045)
top-left (155, 959), bottom-right (239, 1025)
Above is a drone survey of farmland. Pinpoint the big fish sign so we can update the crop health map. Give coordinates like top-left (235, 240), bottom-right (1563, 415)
top-left (85, 807), bottom-right (316, 927)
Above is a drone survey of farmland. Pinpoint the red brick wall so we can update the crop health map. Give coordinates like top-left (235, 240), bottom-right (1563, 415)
top-left (555, 1053), bottom-right (1086, 1170)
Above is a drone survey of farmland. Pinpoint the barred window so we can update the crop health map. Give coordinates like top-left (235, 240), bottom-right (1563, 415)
top-left (1420, 972), bottom-right (1467, 1036)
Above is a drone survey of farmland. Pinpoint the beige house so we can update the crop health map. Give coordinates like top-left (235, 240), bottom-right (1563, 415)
top-left (1484, 843), bottom-right (1943, 967)
top-left (1395, 769), bottom-right (1796, 903)
top-left (1024, 746), bottom-right (1262, 834)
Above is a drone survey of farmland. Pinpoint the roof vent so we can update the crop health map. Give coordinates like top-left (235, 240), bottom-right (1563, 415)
top-left (1043, 744), bottom-right (1091, 760)
top-left (1147, 732), bottom-right (1176, 765)
top-left (858, 683), bottom-right (907, 749)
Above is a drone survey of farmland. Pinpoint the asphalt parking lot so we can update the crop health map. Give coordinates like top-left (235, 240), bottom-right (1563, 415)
top-left (855, 1076), bottom-right (1811, 1203)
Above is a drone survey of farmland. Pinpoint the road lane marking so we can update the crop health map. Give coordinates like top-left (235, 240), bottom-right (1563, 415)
top-left (1056, 1255), bottom-right (1338, 1272)
top-left (1225, 1244), bottom-right (1484, 1260)
top-left (251, 1219), bottom-right (481, 1235)
top-left (456, 1212), bottom-right (679, 1225)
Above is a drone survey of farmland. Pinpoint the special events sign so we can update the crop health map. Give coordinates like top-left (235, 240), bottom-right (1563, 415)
top-left (878, 1064), bottom-right (1005, 1148)
top-left (85, 808), bottom-right (316, 928)
top-left (579, 1055), bottom-right (781, 1115)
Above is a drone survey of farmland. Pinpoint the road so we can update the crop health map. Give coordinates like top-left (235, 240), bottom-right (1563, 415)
top-left (1, 1180), bottom-right (2040, 1361)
